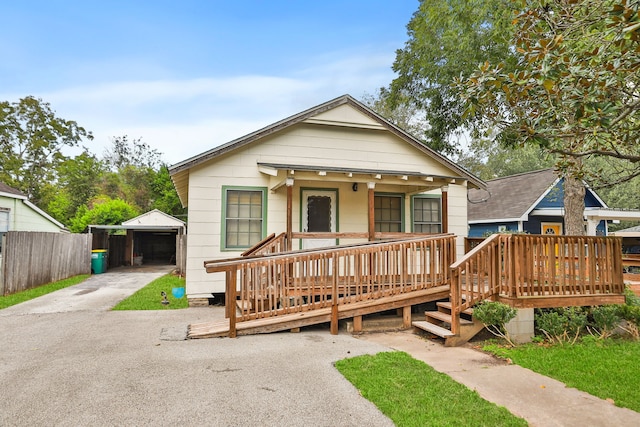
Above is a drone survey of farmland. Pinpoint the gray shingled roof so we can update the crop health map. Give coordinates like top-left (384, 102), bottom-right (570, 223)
top-left (0, 182), bottom-right (25, 197)
top-left (467, 169), bottom-right (558, 222)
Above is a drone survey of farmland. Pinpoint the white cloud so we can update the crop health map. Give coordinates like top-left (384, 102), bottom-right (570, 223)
top-left (2, 50), bottom-right (397, 165)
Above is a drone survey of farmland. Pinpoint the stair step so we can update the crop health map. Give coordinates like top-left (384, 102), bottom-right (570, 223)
top-left (436, 301), bottom-right (474, 316)
top-left (426, 310), bottom-right (474, 325)
top-left (412, 321), bottom-right (454, 338)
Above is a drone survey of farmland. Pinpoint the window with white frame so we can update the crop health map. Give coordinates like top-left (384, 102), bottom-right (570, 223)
top-left (413, 196), bottom-right (441, 233)
top-left (0, 209), bottom-right (8, 253)
top-left (222, 187), bottom-right (266, 249)
top-left (0, 209), bottom-right (9, 233)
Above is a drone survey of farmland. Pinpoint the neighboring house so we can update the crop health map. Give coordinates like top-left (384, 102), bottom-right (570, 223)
top-left (610, 225), bottom-right (640, 254)
top-left (467, 169), bottom-right (610, 237)
top-left (169, 94), bottom-right (485, 301)
top-left (0, 182), bottom-right (67, 247)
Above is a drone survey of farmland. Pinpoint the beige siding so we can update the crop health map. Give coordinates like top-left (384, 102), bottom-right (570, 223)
top-left (185, 123), bottom-right (470, 297)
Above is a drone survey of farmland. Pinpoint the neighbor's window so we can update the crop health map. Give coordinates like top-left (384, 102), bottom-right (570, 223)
top-left (223, 187), bottom-right (266, 249)
top-left (413, 196), bottom-right (441, 233)
top-left (374, 194), bottom-right (403, 232)
top-left (0, 209), bottom-right (9, 233)
top-left (0, 209), bottom-right (8, 253)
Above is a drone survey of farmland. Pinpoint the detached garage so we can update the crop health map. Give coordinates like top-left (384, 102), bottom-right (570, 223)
top-left (89, 210), bottom-right (186, 272)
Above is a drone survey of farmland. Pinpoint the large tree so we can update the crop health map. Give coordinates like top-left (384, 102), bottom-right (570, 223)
top-left (459, 0), bottom-right (640, 234)
top-left (0, 96), bottom-right (93, 206)
top-left (456, 137), bottom-right (556, 180)
top-left (46, 150), bottom-right (106, 224)
top-left (387, 0), bottom-right (517, 154)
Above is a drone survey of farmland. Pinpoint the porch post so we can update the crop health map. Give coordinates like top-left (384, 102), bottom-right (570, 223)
top-left (441, 185), bottom-right (449, 234)
top-left (367, 182), bottom-right (376, 241)
top-left (286, 177), bottom-right (294, 250)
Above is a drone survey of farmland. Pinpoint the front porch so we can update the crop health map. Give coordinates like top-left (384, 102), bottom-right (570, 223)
top-left (190, 233), bottom-right (626, 345)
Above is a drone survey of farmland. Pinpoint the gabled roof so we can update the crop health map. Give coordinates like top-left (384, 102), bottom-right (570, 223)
top-left (0, 182), bottom-right (26, 197)
top-left (122, 209), bottom-right (185, 227)
top-left (468, 169), bottom-right (559, 222)
top-left (0, 181), bottom-right (67, 230)
top-left (169, 94), bottom-right (485, 206)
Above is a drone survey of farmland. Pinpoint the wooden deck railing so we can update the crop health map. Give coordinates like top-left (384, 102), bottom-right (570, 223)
top-left (205, 234), bottom-right (456, 337)
top-left (241, 233), bottom-right (287, 256)
top-left (450, 234), bottom-right (625, 334)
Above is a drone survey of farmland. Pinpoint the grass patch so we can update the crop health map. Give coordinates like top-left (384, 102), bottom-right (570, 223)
top-left (335, 351), bottom-right (527, 427)
top-left (484, 339), bottom-right (640, 412)
top-left (0, 275), bottom-right (90, 309)
top-left (112, 274), bottom-right (188, 310)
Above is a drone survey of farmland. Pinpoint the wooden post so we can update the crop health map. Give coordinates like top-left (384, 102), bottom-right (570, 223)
top-left (367, 182), bottom-right (375, 241)
top-left (331, 253), bottom-right (339, 335)
top-left (441, 185), bottom-right (448, 234)
top-left (286, 177), bottom-right (294, 251)
top-left (330, 305), bottom-right (339, 335)
top-left (353, 315), bottom-right (362, 333)
top-left (402, 306), bottom-right (412, 328)
top-left (228, 269), bottom-right (237, 338)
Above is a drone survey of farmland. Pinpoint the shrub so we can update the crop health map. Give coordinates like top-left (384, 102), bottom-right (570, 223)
top-left (536, 307), bottom-right (588, 345)
top-left (589, 305), bottom-right (621, 339)
top-left (473, 301), bottom-right (518, 346)
top-left (617, 304), bottom-right (640, 340)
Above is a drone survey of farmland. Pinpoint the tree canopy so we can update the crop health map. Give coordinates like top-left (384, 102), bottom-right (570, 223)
top-left (458, 0), bottom-right (640, 234)
top-left (386, 0), bottom-right (518, 154)
top-left (0, 96), bottom-right (93, 206)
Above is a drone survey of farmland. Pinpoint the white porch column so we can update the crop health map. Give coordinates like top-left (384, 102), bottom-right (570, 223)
top-left (586, 218), bottom-right (600, 236)
top-left (367, 182), bottom-right (376, 241)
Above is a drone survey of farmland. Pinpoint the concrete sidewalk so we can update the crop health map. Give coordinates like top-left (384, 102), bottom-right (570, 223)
top-left (359, 330), bottom-right (640, 427)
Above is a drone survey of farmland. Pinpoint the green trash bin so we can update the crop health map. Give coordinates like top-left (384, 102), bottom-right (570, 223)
top-left (91, 250), bottom-right (107, 274)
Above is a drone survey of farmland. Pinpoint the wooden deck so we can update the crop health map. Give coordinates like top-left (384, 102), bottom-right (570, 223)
top-left (192, 233), bottom-right (626, 345)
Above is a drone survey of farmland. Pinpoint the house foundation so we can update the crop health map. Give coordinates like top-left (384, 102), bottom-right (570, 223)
top-left (504, 308), bottom-right (535, 343)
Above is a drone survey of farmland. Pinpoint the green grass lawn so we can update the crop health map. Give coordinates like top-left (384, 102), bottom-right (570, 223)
top-left (484, 339), bottom-right (640, 412)
top-left (335, 351), bottom-right (527, 427)
top-left (0, 275), bottom-right (90, 309)
top-left (112, 274), bottom-right (188, 310)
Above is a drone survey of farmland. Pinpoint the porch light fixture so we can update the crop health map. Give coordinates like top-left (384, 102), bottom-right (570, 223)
top-left (352, 183), bottom-right (358, 192)
top-left (286, 177), bottom-right (294, 187)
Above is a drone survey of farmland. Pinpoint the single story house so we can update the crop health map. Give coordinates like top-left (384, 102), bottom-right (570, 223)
top-left (0, 182), bottom-right (67, 242)
top-left (467, 168), bottom-right (619, 237)
top-left (169, 94), bottom-right (485, 303)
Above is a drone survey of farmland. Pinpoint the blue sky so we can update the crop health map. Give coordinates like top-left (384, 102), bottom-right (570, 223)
top-left (1, 1), bottom-right (419, 165)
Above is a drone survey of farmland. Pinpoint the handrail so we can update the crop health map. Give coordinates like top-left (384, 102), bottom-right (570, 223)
top-left (450, 233), bottom-right (625, 335)
top-left (449, 234), bottom-right (503, 334)
top-left (205, 233), bottom-right (456, 271)
top-left (241, 233), bottom-right (286, 256)
top-left (206, 234), bottom-right (456, 337)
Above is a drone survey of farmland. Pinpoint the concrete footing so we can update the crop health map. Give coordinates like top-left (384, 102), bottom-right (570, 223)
top-left (504, 307), bottom-right (534, 343)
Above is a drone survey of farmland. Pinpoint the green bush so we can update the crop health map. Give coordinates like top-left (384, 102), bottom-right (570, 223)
top-left (617, 304), bottom-right (640, 339)
top-left (536, 307), bottom-right (588, 344)
top-left (473, 301), bottom-right (518, 346)
top-left (590, 305), bottom-right (621, 339)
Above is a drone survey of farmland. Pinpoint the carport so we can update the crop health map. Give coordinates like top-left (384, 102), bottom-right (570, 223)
top-left (89, 210), bottom-right (186, 271)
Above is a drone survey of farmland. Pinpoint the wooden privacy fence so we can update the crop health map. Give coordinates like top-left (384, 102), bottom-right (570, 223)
top-left (0, 231), bottom-right (92, 296)
top-left (449, 234), bottom-right (625, 334)
top-left (205, 234), bottom-right (456, 337)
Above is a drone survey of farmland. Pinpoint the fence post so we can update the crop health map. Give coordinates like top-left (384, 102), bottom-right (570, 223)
top-left (227, 269), bottom-right (237, 338)
top-left (330, 253), bottom-right (339, 335)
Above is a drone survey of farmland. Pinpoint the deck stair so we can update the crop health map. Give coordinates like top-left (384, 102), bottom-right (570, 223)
top-left (413, 301), bottom-right (485, 347)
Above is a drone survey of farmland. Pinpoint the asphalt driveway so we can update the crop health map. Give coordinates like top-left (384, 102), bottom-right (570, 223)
top-left (0, 266), bottom-right (393, 426)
